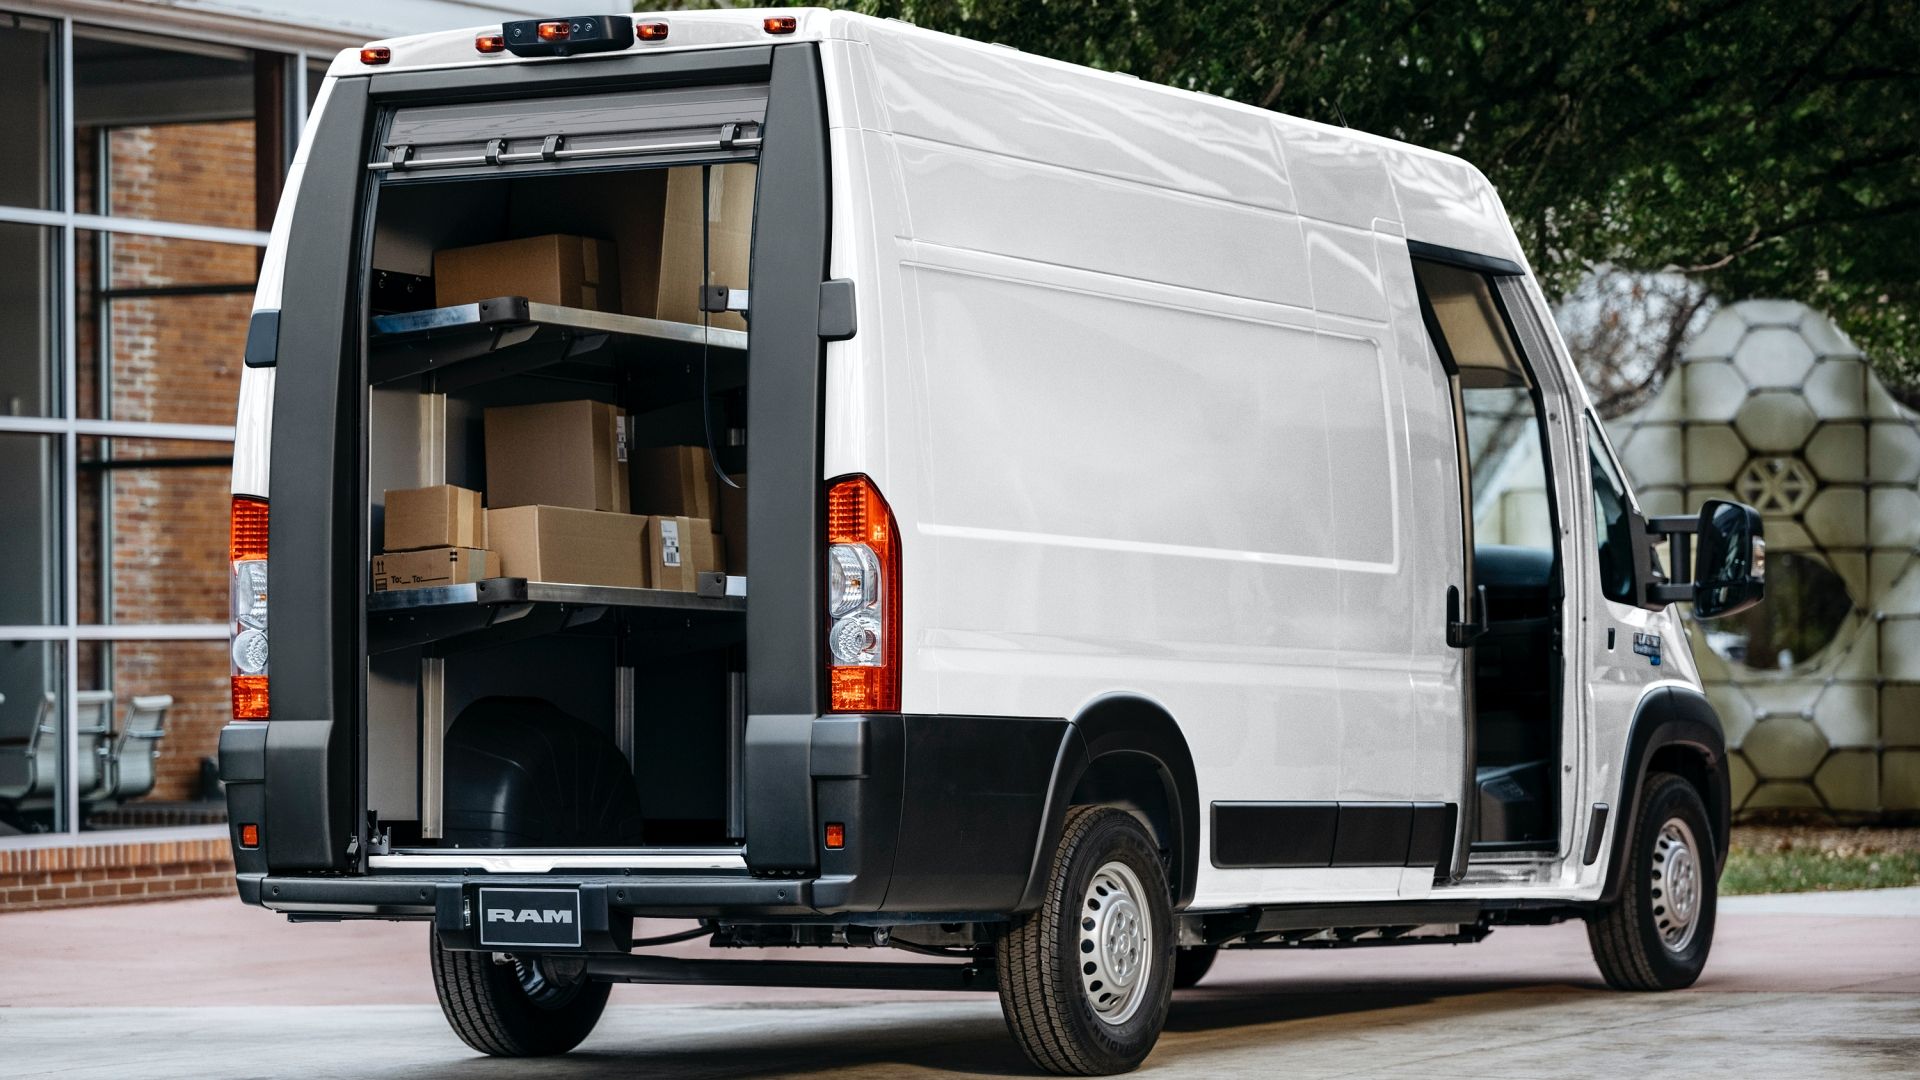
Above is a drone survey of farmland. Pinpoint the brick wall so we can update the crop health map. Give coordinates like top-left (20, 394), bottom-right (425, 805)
top-left (0, 835), bottom-right (234, 912)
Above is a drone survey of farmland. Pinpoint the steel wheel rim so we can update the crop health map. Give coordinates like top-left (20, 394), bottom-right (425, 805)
top-left (1079, 860), bottom-right (1152, 1026)
top-left (1650, 817), bottom-right (1702, 953)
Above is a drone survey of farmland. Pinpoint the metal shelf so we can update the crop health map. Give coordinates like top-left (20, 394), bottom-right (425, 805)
top-left (368, 576), bottom-right (744, 656)
top-left (370, 296), bottom-right (747, 393)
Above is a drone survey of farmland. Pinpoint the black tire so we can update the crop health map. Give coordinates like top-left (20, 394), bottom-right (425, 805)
top-left (1171, 946), bottom-right (1217, 990)
top-left (1587, 772), bottom-right (1717, 991)
top-left (997, 807), bottom-right (1175, 1075)
top-left (430, 931), bottom-right (610, 1057)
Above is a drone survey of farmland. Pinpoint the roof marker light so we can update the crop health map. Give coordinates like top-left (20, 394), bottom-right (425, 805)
top-left (475, 33), bottom-right (505, 53)
top-left (359, 46), bottom-right (390, 65)
top-left (764, 16), bottom-right (797, 34)
top-left (636, 21), bottom-right (668, 41)
top-left (501, 15), bottom-right (632, 56)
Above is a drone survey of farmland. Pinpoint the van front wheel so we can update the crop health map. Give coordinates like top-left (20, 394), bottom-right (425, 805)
top-left (997, 806), bottom-right (1175, 1075)
top-left (1586, 771), bottom-right (1717, 991)
top-left (430, 932), bottom-right (610, 1056)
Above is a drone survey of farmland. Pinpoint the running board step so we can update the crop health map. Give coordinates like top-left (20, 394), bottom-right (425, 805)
top-left (583, 954), bottom-right (996, 992)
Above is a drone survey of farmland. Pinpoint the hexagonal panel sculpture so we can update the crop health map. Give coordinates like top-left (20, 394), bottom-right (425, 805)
top-left (1735, 456), bottom-right (1816, 515)
top-left (1734, 392), bottom-right (1817, 452)
top-left (1607, 300), bottom-right (1920, 820)
top-left (1742, 716), bottom-right (1829, 781)
top-left (1735, 327), bottom-right (1818, 387)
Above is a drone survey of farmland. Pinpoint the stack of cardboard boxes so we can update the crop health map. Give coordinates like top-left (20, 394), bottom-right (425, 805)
top-left (370, 162), bottom-right (759, 594)
top-left (374, 399), bottom-right (738, 593)
top-left (372, 485), bottom-right (498, 591)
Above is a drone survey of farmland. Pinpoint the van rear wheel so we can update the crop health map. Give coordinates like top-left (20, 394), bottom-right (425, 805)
top-left (1586, 772), bottom-right (1717, 991)
top-left (429, 932), bottom-right (609, 1056)
top-left (997, 806), bottom-right (1174, 1075)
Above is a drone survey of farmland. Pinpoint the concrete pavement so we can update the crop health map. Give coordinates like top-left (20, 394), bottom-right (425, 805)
top-left (3, 890), bottom-right (1917, 1077)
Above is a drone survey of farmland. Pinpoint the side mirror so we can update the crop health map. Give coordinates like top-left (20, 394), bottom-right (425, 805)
top-left (1641, 499), bottom-right (1767, 617)
top-left (1692, 499), bottom-right (1766, 619)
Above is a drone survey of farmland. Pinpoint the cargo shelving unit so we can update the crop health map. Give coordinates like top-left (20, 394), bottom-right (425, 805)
top-left (365, 296), bottom-right (749, 841)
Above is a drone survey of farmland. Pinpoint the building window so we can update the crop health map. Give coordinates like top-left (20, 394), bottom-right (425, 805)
top-left (0, 13), bottom-right (56, 211)
top-left (0, 222), bottom-right (60, 419)
top-left (0, 11), bottom-right (317, 838)
top-left (76, 231), bottom-right (258, 425)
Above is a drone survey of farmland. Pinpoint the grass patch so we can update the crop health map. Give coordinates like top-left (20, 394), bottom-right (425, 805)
top-left (1721, 826), bottom-right (1920, 895)
top-left (1722, 848), bottom-right (1920, 895)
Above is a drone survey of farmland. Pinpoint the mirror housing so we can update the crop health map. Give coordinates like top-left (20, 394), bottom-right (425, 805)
top-left (1641, 500), bottom-right (1767, 617)
top-left (1692, 500), bottom-right (1767, 618)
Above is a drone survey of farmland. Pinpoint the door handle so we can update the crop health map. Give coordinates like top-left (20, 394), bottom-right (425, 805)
top-left (1446, 584), bottom-right (1488, 648)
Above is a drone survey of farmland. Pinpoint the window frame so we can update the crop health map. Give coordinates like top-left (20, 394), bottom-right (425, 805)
top-left (0, 10), bottom-right (331, 838)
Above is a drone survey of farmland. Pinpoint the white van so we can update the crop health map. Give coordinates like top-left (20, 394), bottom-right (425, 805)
top-left (219, 9), bottom-right (1767, 1074)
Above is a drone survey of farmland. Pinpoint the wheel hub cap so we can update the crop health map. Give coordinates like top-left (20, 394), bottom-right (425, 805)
top-left (1080, 861), bottom-right (1152, 1026)
top-left (1651, 818), bottom-right (1702, 953)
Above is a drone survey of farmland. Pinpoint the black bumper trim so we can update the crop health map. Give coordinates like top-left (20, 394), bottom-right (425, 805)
top-left (245, 872), bottom-right (817, 919)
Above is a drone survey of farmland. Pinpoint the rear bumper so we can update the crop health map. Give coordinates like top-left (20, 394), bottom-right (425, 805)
top-left (224, 712), bottom-right (1072, 922)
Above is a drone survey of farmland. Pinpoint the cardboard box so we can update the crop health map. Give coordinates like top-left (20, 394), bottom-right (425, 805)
top-left (488, 505), bottom-right (648, 588)
top-left (646, 515), bottom-right (720, 592)
top-left (631, 445), bottom-right (719, 520)
top-left (372, 547), bottom-right (499, 592)
top-left (657, 164), bottom-right (755, 330)
top-left (485, 400), bottom-right (629, 513)
top-left (384, 484), bottom-right (486, 552)
top-left (434, 234), bottom-right (621, 312)
top-left (716, 472), bottom-right (747, 574)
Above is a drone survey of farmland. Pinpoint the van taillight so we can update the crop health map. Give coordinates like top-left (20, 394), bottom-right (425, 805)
top-left (230, 496), bottom-right (270, 720)
top-left (826, 476), bottom-right (900, 713)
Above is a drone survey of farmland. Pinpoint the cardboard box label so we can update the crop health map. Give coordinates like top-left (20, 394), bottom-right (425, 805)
top-left (647, 515), bottom-right (717, 591)
top-left (659, 518), bottom-right (682, 567)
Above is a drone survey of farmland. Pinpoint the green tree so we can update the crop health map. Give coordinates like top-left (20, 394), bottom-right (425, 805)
top-left (741, 0), bottom-right (1918, 388)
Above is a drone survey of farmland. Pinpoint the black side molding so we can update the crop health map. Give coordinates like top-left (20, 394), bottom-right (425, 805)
top-left (243, 310), bottom-right (279, 368)
top-left (1583, 803), bottom-right (1610, 865)
top-left (1212, 801), bottom-right (1457, 872)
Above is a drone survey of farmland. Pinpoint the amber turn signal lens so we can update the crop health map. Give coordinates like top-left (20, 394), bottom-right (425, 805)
top-left (636, 21), bottom-right (668, 41)
top-left (232, 674), bottom-right (270, 720)
top-left (537, 20), bottom-right (570, 41)
top-left (824, 823), bottom-right (846, 849)
top-left (764, 16), bottom-right (797, 34)
top-left (239, 823), bottom-right (260, 849)
top-left (475, 33), bottom-right (505, 53)
top-left (230, 496), bottom-right (269, 562)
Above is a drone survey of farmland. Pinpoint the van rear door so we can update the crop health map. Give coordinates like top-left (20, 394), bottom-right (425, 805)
top-left (257, 44), bottom-right (833, 874)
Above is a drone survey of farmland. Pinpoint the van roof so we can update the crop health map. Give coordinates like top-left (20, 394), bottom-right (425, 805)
top-left (333, 7), bottom-right (1521, 269)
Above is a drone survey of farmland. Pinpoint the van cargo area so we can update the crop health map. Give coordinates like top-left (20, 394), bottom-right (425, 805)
top-left (361, 162), bottom-right (757, 852)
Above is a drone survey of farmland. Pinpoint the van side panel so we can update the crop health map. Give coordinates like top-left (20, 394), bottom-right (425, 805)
top-left (855, 22), bottom-right (1487, 907)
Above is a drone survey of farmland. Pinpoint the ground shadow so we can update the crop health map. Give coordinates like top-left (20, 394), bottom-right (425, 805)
top-left (339, 974), bottom-right (1610, 1080)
